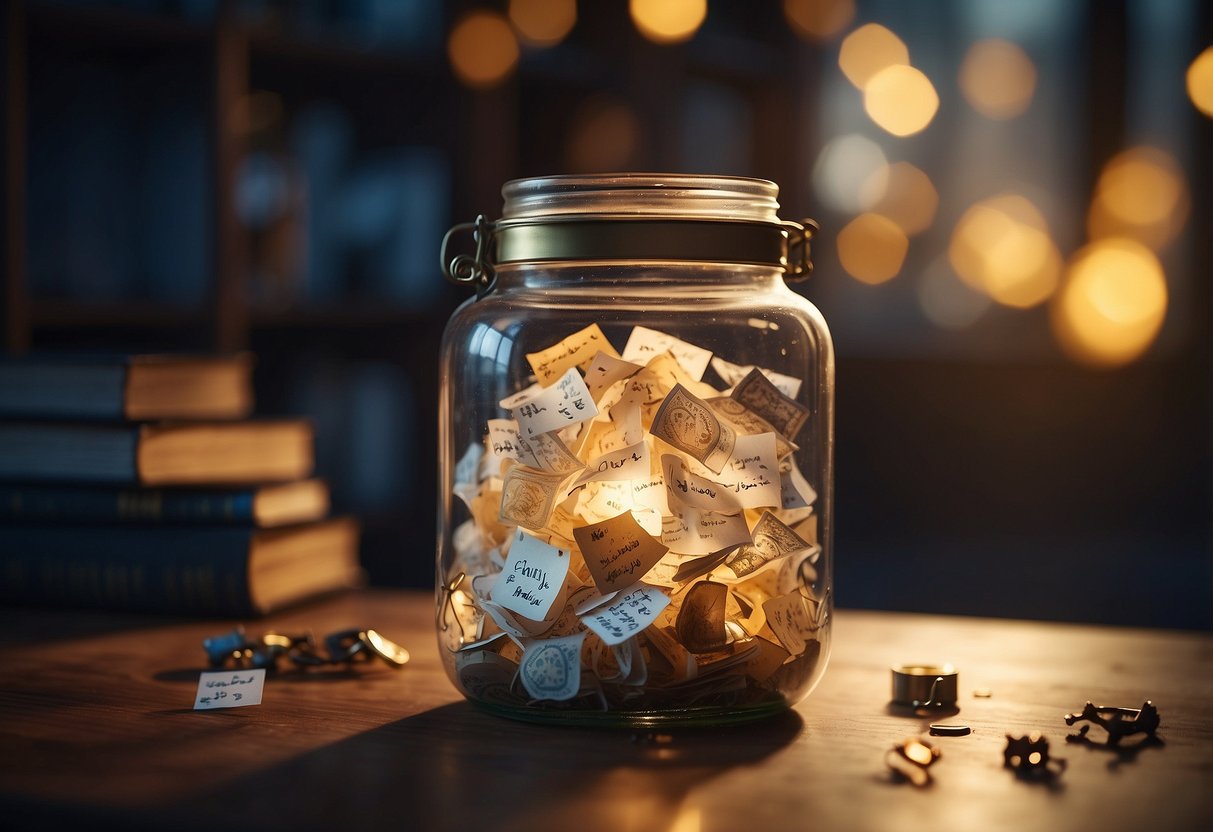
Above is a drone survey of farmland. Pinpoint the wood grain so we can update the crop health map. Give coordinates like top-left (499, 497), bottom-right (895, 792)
top-left (1, 590), bottom-right (1210, 832)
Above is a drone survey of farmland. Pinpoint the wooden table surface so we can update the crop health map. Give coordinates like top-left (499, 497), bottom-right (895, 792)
top-left (1, 589), bottom-right (1210, 832)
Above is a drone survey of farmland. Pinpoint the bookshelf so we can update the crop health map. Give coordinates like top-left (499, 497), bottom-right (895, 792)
top-left (0, 0), bottom-right (818, 589)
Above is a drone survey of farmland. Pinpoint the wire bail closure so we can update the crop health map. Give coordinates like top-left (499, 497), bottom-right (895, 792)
top-left (441, 213), bottom-right (820, 297)
top-left (441, 214), bottom-right (497, 298)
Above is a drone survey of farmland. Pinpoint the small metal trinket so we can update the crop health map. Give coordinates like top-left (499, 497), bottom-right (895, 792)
top-left (1064, 701), bottom-right (1160, 745)
top-left (1003, 732), bottom-right (1065, 778)
top-left (202, 627), bottom-right (409, 671)
top-left (891, 664), bottom-right (958, 710)
top-left (885, 737), bottom-right (941, 787)
top-left (929, 724), bottom-right (971, 737)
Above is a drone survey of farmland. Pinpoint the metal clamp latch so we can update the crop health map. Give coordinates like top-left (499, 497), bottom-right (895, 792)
top-left (440, 214), bottom-right (497, 297)
top-left (783, 218), bottom-right (819, 282)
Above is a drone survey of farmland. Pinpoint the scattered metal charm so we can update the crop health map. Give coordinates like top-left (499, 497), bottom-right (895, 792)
top-left (203, 626), bottom-right (409, 671)
top-left (1003, 732), bottom-right (1066, 779)
top-left (972, 687), bottom-right (993, 698)
top-left (885, 737), bottom-right (941, 787)
top-left (891, 664), bottom-right (958, 710)
top-left (1064, 701), bottom-right (1160, 745)
top-left (929, 724), bottom-right (972, 737)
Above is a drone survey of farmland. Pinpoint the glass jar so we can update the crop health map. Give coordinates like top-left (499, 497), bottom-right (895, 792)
top-left (436, 174), bottom-right (833, 726)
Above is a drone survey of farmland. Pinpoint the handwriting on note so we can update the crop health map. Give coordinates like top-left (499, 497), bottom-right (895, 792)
top-left (519, 632), bottom-right (586, 701)
top-left (762, 591), bottom-right (815, 655)
top-left (710, 355), bottom-right (803, 399)
top-left (579, 582), bottom-right (671, 646)
top-left (621, 325), bottom-right (713, 381)
top-left (712, 432), bottom-right (781, 509)
top-left (505, 367), bottom-right (600, 438)
top-left (526, 323), bottom-right (619, 387)
top-left (572, 510), bottom-right (669, 593)
top-left (492, 528), bottom-right (570, 619)
top-left (194, 668), bottom-right (266, 710)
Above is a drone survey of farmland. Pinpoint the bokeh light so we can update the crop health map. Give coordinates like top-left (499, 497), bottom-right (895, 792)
top-left (839, 23), bottom-right (909, 89)
top-left (1051, 238), bottom-right (1168, 367)
top-left (1186, 46), bottom-right (1213, 118)
top-left (783, 0), bottom-right (855, 42)
top-left (812, 134), bottom-right (889, 213)
top-left (1088, 146), bottom-right (1189, 251)
top-left (917, 258), bottom-right (992, 329)
top-left (948, 194), bottom-right (1062, 308)
top-left (836, 213), bottom-right (908, 285)
top-left (630, 0), bottom-right (707, 44)
top-left (448, 11), bottom-right (520, 89)
top-left (565, 97), bottom-right (642, 173)
top-left (868, 161), bottom-right (938, 236)
top-left (959, 39), bottom-right (1037, 119)
top-left (509, 0), bottom-right (577, 47)
top-left (863, 64), bottom-right (939, 136)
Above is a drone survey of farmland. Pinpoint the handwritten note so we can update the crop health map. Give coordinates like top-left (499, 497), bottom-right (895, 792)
top-left (584, 350), bottom-right (643, 402)
top-left (662, 453), bottom-right (742, 514)
top-left (651, 384), bottom-right (736, 474)
top-left (572, 510), bottom-right (669, 593)
top-left (573, 440), bottom-right (649, 487)
top-left (492, 528), bottom-right (570, 619)
top-left (486, 418), bottom-right (540, 469)
top-left (762, 591), bottom-right (815, 655)
top-left (779, 457), bottom-right (818, 511)
top-left (579, 582), bottom-right (671, 646)
top-left (732, 368), bottom-right (810, 439)
top-left (194, 668), bottom-right (266, 710)
top-left (505, 367), bottom-right (600, 438)
top-left (519, 632), bottom-right (586, 701)
top-left (710, 356), bottom-right (803, 399)
top-left (516, 430), bottom-right (585, 475)
top-left (661, 500), bottom-right (752, 556)
top-left (713, 432), bottom-right (781, 509)
top-left (622, 325), bottom-right (713, 381)
top-left (526, 323), bottom-right (619, 386)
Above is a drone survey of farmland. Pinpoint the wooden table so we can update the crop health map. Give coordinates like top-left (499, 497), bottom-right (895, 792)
top-left (1, 590), bottom-right (1210, 832)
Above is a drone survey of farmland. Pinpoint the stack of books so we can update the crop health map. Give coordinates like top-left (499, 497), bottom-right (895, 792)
top-left (0, 354), bottom-right (361, 617)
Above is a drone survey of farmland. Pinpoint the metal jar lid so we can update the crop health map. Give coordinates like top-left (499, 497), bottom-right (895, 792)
top-left (441, 174), bottom-right (818, 296)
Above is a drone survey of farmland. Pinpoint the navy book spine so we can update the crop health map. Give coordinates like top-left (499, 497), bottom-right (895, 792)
top-left (0, 485), bottom-right (256, 524)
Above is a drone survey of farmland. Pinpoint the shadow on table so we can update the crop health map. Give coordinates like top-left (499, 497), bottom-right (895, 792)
top-left (169, 701), bottom-right (804, 831)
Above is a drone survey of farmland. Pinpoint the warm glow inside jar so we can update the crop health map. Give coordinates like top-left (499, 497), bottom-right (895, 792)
top-left (436, 174), bottom-right (834, 726)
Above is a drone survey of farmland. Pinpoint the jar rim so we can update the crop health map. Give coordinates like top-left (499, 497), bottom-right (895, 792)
top-left (502, 173), bottom-right (782, 222)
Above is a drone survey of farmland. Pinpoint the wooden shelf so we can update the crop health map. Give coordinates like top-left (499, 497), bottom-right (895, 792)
top-left (30, 299), bottom-right (210, 329)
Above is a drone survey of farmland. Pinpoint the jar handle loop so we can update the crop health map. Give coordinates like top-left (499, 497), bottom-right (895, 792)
top-left (783, 218), bottom-right (819, 282)
top-left (441, 215), bottom-right (497, 297)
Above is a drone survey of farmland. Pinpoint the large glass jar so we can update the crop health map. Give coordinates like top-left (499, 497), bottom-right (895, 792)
top-left (436, 174), bottom-right (833, 726)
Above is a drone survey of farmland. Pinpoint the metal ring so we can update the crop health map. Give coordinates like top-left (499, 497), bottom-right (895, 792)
top-left (892, 664), bottom-right (959, 708)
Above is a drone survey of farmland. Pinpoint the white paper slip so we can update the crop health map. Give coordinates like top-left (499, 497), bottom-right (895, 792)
top-left (714, 432), bottom-right (782, 509)
top-left (580, 583), bottom-right (671, 646)
top-left (194, 668), bottom-right (266, 710)
top-left (621, 325), bottom-right (713, 381)
top-left (507, 367), bottom-right (600, 438)
top-left (492, 528), bottom-right (571, 619)
top-left (710, 356), bottom-right (803, 399)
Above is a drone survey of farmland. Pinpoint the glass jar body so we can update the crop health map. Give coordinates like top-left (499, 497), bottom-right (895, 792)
top-left (436, 260), bottom-right (834, 726)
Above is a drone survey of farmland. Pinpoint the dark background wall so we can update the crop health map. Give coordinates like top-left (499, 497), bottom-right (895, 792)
top-left (2, 0), bottom-right (1210, 629)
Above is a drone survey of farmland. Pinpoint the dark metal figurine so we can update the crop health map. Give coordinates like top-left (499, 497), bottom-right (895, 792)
top-left (1064, 700), bottom-right (1160, 744)
top-left (1003, 732), bottom-right (1065, 778)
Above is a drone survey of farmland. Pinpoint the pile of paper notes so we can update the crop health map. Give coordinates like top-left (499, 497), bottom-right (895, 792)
top-left (444, 324), bottom-right (826, 711)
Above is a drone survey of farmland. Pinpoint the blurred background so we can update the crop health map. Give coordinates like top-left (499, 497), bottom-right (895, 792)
top-left (1, 0), bottom-right (1209, 628)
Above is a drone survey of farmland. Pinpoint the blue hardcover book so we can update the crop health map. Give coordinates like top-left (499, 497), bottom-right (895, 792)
top-left (0, 518), bottom-right (361, 617)
top-left (0, 354), bottom-right (253, 422)
top-left (0, 480), bottom-right (328, 527)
